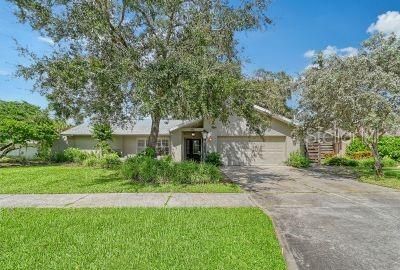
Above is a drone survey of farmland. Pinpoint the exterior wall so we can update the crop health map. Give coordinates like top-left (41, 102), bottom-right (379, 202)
top-left (203, 116), bottom-right (300, 157)
top-left (63, 135), bottom-right (171, 157)
top-left (170, 131), bottom-right (183, 162)
top-left (59, 114), bottom-right (301, 164)
top-left (122, 136), bottom-right (137, 156)
top-left (7, 146), bottom-right (38, 159)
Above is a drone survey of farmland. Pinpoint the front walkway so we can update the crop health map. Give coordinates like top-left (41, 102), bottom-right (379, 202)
top-left (223, 165), bottom-right (400, 270)
top-left (0, 193), bottom-right (254, 208)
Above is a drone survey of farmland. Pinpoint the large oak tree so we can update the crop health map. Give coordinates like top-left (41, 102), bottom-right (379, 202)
top-left (10, 0), bottom-right (273, 150)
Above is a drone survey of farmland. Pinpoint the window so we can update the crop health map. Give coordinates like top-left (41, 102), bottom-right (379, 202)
top-left (137, 139), bottom-right (169, 155)
top-left (137, 139), bottom-right (148, 153)
top-left (159, 139), bottom-right (169, 156)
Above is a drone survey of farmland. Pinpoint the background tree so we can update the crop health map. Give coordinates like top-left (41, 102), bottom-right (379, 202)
top-left (0, 100), bottom-right (60, 158)
top-left (249, 69), bottom-right (293, 118)
top-left (297, 34), bottom-right (400, 176)
top-left (92, 123), bottom-right (113, 156)
top-left (11, 0), bottom-right (273, 153)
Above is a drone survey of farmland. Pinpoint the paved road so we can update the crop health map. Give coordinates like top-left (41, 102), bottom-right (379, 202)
top-left (223, 166), bottom-right (400, 270)
top-left (0, 193), bottom-right (254, 208)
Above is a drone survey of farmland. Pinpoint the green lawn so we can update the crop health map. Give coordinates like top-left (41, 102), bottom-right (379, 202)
top-left (0, 208), bottom-right (285, 270)
top-left (356, 166), bottom-right (400, 190)
top-left (0, 165), bottom-right (240, 193)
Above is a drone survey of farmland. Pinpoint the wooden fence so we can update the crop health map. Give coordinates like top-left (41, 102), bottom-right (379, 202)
top-left (306, 142), bottom-right (335, 163)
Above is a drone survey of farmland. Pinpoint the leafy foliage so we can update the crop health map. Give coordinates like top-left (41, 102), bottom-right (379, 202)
top-left (205, 152), bottom-right (223, 167)
top-left (11, 0), bottom-right (274, 149)
top-left (249, 69), bottom-right (293, 118)
top-left (378, 136), bottom-right (400, 158)
top-left (298, 34), bottom-right (400, 176)
top-left (0, 100), bottom-right (59, 158)
top-left (91, 123), bottom-right (113, 155)
top-left (286, 151), bottom-right (310, 168)
top-left (323, 156), bottom-right (358, 167)
top-left (346, 136), bottom-right (400, 160)
top-left (63, 147), bottom-right (121, 168)
top-left (121, 155), bottom-right (223, 184)
top-left (64, 148), bottom-right (89, 163)
top-left (346, 138), bottom-right (369, 155)
top-left (357, 157), bottom-right (398, 169)
top-left (348, 151), bottom-right (373, 160)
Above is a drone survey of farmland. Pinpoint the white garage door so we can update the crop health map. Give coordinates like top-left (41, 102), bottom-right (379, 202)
top-left (217, 136), bottom-right (287, 166)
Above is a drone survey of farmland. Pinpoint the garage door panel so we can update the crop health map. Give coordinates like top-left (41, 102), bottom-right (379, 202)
top-left (217, 136), bottom-right (286, 165)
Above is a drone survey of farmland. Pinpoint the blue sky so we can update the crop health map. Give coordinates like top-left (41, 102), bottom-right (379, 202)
top-left (1, 0), bottom-right (399, 108)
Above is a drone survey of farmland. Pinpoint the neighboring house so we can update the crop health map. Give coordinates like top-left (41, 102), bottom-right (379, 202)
top-left (60, 105), bottom-right (300, 166)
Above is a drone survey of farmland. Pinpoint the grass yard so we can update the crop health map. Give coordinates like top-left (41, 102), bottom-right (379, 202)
top-left (356, 166), bottom-right (400, 190)
top-left (0, 208), bottom-right (285, 270)
top-left (0, 165), bottom-right (240, 194)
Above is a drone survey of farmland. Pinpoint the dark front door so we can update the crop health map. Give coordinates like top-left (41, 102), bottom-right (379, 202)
top-left (185, 139), bottom-right (202, 162)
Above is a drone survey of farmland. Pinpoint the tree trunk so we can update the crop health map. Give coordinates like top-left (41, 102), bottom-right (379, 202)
top-left (369, 130), bottom-right (383, 178)
top-left (0, 143), bottom-right (16, 158)
top-left (148, 114), bottom-right (161, 158)
top-left (371, 142), bottom-right (383, 178)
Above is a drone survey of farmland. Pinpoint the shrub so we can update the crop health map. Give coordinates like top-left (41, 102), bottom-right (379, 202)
top-left (50, 152), bottom-right (68, 163)
top-left (323, 156), bottom-right (358, 167)
top-left (378, 136), bottom-right (400, 157)
top-left (83, 156), bottom-right (99, 167)
top-left (382, 156), bottom-right (397, 168)
top-left (205, 152), bottom-right (223, 167)
top-left (346, 136), bottom-right (400, 158)
top-left (99, 153), bottom-right (122, 169)
top-left (390, 151), bottom-right (400, 161)
top-left (286, 151), bottom-right (310, 168)
top-left (357, 158), bottom-right (375, 169)
top-left (346, 138), bottom-right (368, 156)
top-left (64, 148), bottom-right (88, 163)
top-left (348, 150), bottom-right (373, 160)
top-left (120, 155), bottom-right (223, 184)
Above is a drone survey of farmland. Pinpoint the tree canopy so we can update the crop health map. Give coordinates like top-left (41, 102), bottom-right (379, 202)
top-left (10, 0), bottom-right (274, 149)
top-left (298, 34), bottom-right (400, 175)
top-left (249, 69), bottom-right (293, 118)
top-left (0, 100), bottom-right (60, 158)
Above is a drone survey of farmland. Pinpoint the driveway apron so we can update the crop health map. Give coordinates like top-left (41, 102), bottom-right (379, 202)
top-left (223, 166), bottom-right (400, 270)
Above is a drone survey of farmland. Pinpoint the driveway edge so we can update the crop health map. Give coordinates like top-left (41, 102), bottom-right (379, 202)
top-left (249, 194), bottom-right (299, 270)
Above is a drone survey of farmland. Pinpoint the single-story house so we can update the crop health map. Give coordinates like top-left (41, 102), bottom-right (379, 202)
top-left (59, 105), bottom-right (300, 166)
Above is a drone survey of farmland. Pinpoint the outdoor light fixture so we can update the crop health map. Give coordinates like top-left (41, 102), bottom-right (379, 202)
top-left (191, 132), bottom-right (195, 137)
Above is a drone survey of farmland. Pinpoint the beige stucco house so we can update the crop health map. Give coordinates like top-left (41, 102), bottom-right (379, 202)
top-left (60, 105), bottom-right (300, 166)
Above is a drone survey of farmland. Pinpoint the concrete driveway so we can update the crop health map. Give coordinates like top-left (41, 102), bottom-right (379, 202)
top-left (223, 166), bottom-right (400, 270)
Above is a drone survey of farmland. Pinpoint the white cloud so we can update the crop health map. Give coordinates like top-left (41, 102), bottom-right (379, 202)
top-left (340, 47), bottom-right (358, 57)
top-left (38, 36), bottom-right (54, 45)
top-left (367, 11), bottom-right (400, 36)
top-left (303, 46), bottom-right (358, 59)
top-left (322, 45), bottom-right (337, 57)
top-left (304, 50), bottom-right (316, 58)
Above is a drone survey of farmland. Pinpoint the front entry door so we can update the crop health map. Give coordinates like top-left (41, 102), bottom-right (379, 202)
top-left (185, 139), bottom-right (202, 162)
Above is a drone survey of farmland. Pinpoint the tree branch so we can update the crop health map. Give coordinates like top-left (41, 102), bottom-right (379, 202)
top-left (117, 0), bottom-right (127, 27)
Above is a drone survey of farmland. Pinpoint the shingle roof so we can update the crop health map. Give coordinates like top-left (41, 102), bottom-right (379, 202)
top-left (61, 119), bottom-right (186, 136)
